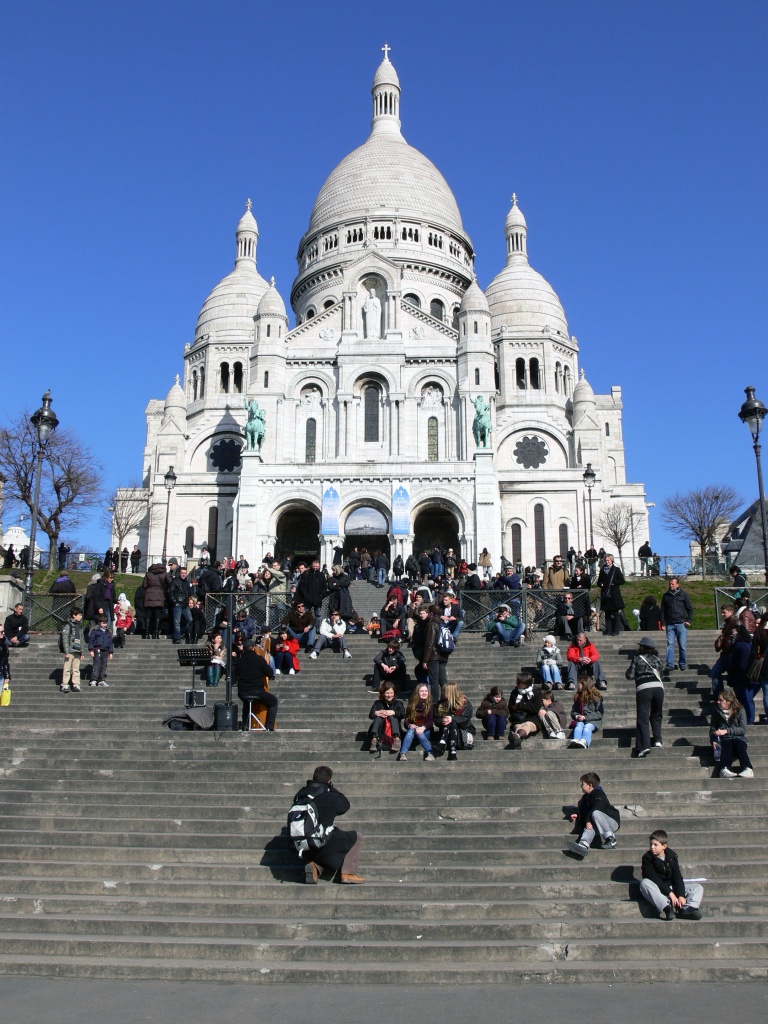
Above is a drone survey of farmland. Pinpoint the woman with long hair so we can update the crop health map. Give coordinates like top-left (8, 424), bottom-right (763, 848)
top-left (434, 682), bottom-right (475, 760)
top-left (397, 683), bottom-right (435, 762)
top-left (728, 624), bottom-right (756, 723)
top-left (710, 688), bottom-right (753, 778)
top-left (568, 676), bottom-right (604, 749)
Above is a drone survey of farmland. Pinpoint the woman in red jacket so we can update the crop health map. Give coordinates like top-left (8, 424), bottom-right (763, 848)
top-left (273, 628), bottom-right (300, 675)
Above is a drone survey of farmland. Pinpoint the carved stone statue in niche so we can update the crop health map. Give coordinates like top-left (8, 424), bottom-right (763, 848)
top-left (421, 386), bottom-right (442, 409)
top-left (362, 289), bottom-right (381, 339)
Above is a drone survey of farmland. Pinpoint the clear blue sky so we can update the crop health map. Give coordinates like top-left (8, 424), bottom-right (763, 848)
top-left (2, 1), bottom-right (767, 554)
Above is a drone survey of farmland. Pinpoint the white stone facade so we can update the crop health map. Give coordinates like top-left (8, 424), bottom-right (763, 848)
top-left (126, 53), bottom-right (647, 569)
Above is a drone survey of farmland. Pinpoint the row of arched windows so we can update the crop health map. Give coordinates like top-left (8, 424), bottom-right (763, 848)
top-left (301, 403), bottom-right (441, 463)
top-left (219, 361), bottom-right (244, 394)
top-left (190, 367), bottom-right (205, 402)
top-left (510, 512), bottom-right (569, 568)
top-left (554, 362), bottom-right (573, 396)
top-left (516, 357), bottom-right (541, 390)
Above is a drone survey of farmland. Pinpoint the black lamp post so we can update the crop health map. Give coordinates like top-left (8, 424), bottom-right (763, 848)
top-left (161, 465), bottom-right (177, 564)
top-left (738, 386), bottom-right (768, 585)
top-left (583, 462), bottom-right (596, 549)
top-left (26, 391), bottom-right (59, 595)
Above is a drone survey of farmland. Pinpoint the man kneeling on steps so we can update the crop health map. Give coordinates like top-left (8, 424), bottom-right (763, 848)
top-left (289, 766), bottom-right (365, 884)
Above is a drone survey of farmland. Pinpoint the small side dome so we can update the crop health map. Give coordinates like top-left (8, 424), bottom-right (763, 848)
top-left (164, 374), bottom-right (186, 409)
top-left (505, 193), bottom-right (527, 232)
top-left (572, 368), bottom-right (595, 403)
top-left (459, 278), bottom-right (490, 314)
top-left (257, 277), bottom-right (287, 318)
top-left (372, 52), bottom-right (400, 89)
top-left (237, 198), bottom-right (258, 235)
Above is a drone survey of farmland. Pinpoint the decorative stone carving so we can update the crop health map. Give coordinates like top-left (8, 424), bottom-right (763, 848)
top-left (421, 385), bottom-right (443, 409)
top-left (301, 387), bottom-right (322, 407)
top-left (513, 435), bottom-right (549, 469)
top-left (209, 437), bottom-right (243, 473)
top-left (319, 327), bottom-right (336, 342)
top-left (410, 325), bottom-right (425, 339)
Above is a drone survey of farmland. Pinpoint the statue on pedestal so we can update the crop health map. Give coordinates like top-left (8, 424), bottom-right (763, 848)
top-left (243, 398), bottom-right (266, 452)
top-left (471, 395), bottom-right (492, 449)
top-left (362, 289), bottom-right (381, 339)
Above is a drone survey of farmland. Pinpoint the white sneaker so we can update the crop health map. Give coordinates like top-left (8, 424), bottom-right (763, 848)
top-left (288, 668), bottom-right (296, 675)
top-left (309, 651), bottom-right (318, 660)
top-left (739, 767), bottom-right (754, 778)
top-left (60, 685), bottom-right (70, 693)
top-left (343, 650), bottom-right (352, 659)
top-left (720, 767), bottom-right (738, 778)
top-left (424, 753), bottom-right (435, 761)
top-left (274, 669), bottom-right (281, 675)
top-left (555, 731), bottom-right (566, 740)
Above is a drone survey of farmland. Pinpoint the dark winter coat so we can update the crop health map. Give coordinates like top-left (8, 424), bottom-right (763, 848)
top-left (296, 569), bottom-right (327, 608)
top-left (373, 648), bottom-right (407, 674)
top-left (507, 685), bottom-right (544, 726)
top-left (326, 572), bottom-right (354, 617)
top-left (87, 625), bottom-right (114, 653)
top-left (597, 564), bottom-right (625, 612)
top-left (423, 616), bottom-right (449, 664)
top-left (368, 697), bottom-right (405, 724)
top-left (435, 696), bottom-right (476, 741)
top-left (660, 588), bottom-right (693, 626)
top-left (410, 617), bottom-right (429, 662)
top-left (641, 846), bottom-right (684, 899)
top-left (709, 704), bottom-right (748, 741)
top-left (292, 779), bottom-right (358, 871)
top-left (574, 785), bottom-right (621, 833)
top-left (142, 565), bottom-right (168, 608)
top-left (234, 648), bottom-right (274, 699)
top-left (49, 575), bottom-right (76, 595)
top-left (195, 567), bottom-right (223, 600)
top-left (476, 695), bottom-right (510, 721)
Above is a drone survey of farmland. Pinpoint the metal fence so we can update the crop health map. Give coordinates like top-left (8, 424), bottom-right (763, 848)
top-left (714, 587), bottom-right (768, 622)
top-left (459, 588), bottom-right (592, 634)
top-left (22, 593), bottom-right (81, 633)
top-left (203, 589), bottom-right (331, 633)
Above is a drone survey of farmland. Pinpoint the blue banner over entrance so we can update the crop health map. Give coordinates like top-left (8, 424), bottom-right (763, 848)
top-left (392, 483), bottom-right (410, 535)
top-left (321, 485), bottom-right (340, 535)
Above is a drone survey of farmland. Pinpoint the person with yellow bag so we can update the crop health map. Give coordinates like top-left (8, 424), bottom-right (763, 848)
top-left (0, 623), bottom-right (11, 706)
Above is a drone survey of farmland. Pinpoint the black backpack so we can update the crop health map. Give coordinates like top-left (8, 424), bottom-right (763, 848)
top-left (287, 795), bottom-right (330, 855)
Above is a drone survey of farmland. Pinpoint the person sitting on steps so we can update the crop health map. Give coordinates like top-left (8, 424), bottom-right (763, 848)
top-left (310, 609), bottom-right (351, 660)
top-left (368, 683), bottom-right (405, 757)
top-left (397, 683), bottom-right (435, 762)
top-left (476, 686), bottom-right (510, 741)
top-left (566, 771), bottom-right (620, 857)
top-left (568, 676), bottom-right (604, 748)
top-left (434, 682), bottom-right (475, 760)
top-left (640, 829), bottom-right (703, 920)
top-left (507, 673), bottom-right (544, 749)
top-left (566, 632), bottom-right (607, 691)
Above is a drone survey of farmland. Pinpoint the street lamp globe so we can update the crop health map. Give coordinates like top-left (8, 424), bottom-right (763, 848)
top-left (582, 463), bottom-right (596, 489)
top-left (30, 390), bottom-right (59, 446)
top-left (164, 466), bottom-right (177, 492)
top-left (738, 386), bottom-right (766, 441)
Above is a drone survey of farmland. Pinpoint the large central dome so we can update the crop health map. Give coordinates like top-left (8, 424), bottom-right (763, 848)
top-left (306, 54), bottom-right (464, 236)
top-left (308, 133), bottom-right (464, 235)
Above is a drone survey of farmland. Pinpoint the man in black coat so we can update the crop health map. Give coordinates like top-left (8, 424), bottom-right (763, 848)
top-left (235, 644), bottom-right (277, 730)
top-left (296, 558), bottom-right (326, 625)
top-left (168, 567), bottom-right (193, 644)
top-left (291, 766), bottom-right (365, 885)
top-left (49, 572), bottom-right (76, 595)
top-left (4, 603), bottom-right (30, 647)
top-left (130, 546), bottom-right (142, 573)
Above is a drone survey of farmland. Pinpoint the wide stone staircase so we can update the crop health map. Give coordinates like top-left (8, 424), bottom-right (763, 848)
top-left (0, 590), bottom-right (767, 984)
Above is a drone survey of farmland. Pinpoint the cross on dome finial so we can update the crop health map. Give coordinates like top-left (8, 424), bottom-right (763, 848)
top-left (270, 276), bottom-right (275, 287)
top-left (511, 193), bottom-right (518, 206)
top-left (246, 198), bottom-right (252, 212)
top-left (381, 42), bottom-right (391, 60)
top-left (174, 374), bottom-right (180, 386)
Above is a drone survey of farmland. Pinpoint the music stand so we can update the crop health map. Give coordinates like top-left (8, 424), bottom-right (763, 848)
top-left (177, 646), bottom-right (211, 707)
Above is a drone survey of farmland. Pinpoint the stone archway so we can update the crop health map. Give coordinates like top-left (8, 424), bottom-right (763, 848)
top-left (412, 506), bottom-right (460, 560)
top-left (343, 505), bottom-right (391, 562)
top-left (275, 507), bottom-right (320, 566)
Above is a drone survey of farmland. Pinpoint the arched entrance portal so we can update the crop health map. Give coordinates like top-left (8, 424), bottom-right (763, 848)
top-left (343, 506), bottom-right (390, 561)
top-left (275, 507), bottom-right (320, 566)
top-left (413, 506), bottom-right (460, 560)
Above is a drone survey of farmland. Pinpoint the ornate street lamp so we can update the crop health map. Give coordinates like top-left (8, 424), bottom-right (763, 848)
top-left (738, 386), bottom-right (768, 585)
top-left (582, 462), bottom-right (596, 549)
top-left (161, 465), bottom-right (177, 564)
top-left (26, 391), bottom-right (59, 595)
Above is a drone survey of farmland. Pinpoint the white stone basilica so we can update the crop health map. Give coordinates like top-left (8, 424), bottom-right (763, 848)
top-left (132, 50), bottom-right (647, 568)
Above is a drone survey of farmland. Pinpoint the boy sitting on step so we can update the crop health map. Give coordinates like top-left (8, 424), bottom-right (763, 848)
top-left (566, 771), bottom-right (620, 857)
top-left (639, 829), bottom-right (703, 920)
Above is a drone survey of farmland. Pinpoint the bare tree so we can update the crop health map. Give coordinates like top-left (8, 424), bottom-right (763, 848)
top-left (660, 485), bottom-right (741, 580)
top-left (595, 502), bottom-right (644, 572)
top-left (105, 483), bottom-right (150, 563)
top-left (0, 412), bottom-right (104, 564)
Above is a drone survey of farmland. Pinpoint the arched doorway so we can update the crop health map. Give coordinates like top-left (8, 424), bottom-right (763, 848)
top-left (413, 505), bottom-right (460, 560)
top-left (343, 506), bottom-right (390, 561)
top-left (275, 507), bottom-right (320, 565)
